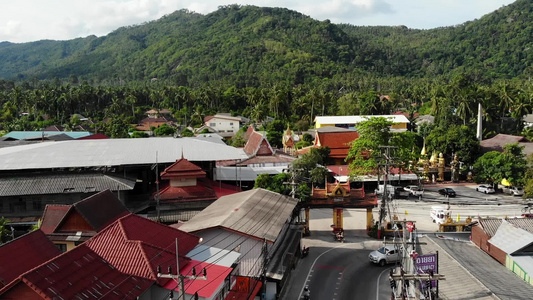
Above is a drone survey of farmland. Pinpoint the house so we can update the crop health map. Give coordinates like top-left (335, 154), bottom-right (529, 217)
top-left (177, 188), bottom-right (301, 300)
top-left (314, 115), bottom-right (410, 132)
top-left (0, 212), bottom-right (241, 300)
top-left (40, 189), bottom-right (130, 252)
top-left (472, 218), bottom-right (533, 285)
top-left (313, 126), bottom-right (359, 165)
top-left (203, 114), bottom-right (242, 138)
top-left (0, 244), bottom-right (154, 300)
top-left (480, 134), bottom-right (533, 155)
top-left (152, 157), bottom-right (240, 223)
top-left (0, 137), bottom-right (248, 229)
top-left (214, 128), bottom-right (295, 188)
top-left (0, 230), bottom-right (61, 288)
top-left (0, 172), bottom-right (135, 220)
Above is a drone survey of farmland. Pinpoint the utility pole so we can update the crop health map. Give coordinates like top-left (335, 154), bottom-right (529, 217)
top-left (377, 146), bottom-right (398, 239)
top-left (261, 238), bottom-right (268, 300)
top-left (158, 238), bottom-right (207, 300)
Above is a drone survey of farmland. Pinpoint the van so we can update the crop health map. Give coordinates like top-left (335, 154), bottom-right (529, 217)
top-left (430, 206), bottom-right (450, 224)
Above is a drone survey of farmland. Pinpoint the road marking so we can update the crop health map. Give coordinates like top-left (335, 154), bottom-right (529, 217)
top-left (376, 267), bottom-right (391, 300)
top-left (298, 243), bottom-right (351, 299)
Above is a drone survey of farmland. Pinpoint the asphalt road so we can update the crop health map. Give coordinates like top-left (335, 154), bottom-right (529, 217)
top-left (282, 240), bottom-right (395, 300)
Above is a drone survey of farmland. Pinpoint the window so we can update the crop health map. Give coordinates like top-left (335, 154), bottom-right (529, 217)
top-left (230, 122), bottom-right (233, 125)
top-left (56, 243), bottom-right (67, 252)
top-left (210, 123), bottom-right (216, 127)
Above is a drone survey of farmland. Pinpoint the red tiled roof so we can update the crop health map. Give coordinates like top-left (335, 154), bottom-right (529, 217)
top-left (159, 184), bottom-right (217, 202)
top-left (244, 131), bottom-right (273, 156)
top-left (163, 260), bottom-right (233, 298)
top-left (243, 126), bottom-right (255, 141)
top-left (40, 205), bottom-right (70, 234)
top-left (85, 214), bottom-right (200, 283)
top-left (204, 115), bottom-right (214, 123)
top-left (316, 131), bottom-right (359, 149)
top-left (0, 244), bottom-right (152, 299)
top-left (202, 178), bottom-right (241, 198)
top-left (0, 230), bottom-right (60, 288)
top-left (161, 158), bottom-right (206, 180)
top-left (77, 133), bottom-right (109, 139)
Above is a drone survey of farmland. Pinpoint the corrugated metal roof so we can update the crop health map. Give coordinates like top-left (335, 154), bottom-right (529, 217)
top-left (488, 220), bottom-right (533, 254)
top-left (0, 244), bottom-right (153, 299)
top-left (186, 245), bottom-right (241, 267)
top-left (179, 188), bottom-right (299, 242)
top-left (0, 137), bottom-right (249, 171)
top-left (0, 173), bottom-right (135, 196)
top-left (0, 230), bottom-right (61, 287)
top-left (479, 218), bottom-right (533, 237)
top-left (3, 131), bottom-right (92, 140)
top-left (85, 214), bottom-right (200, 282)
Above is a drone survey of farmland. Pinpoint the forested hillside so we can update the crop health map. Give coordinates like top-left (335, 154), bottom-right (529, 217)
top-left (0, 1), bottom-right (531, 85)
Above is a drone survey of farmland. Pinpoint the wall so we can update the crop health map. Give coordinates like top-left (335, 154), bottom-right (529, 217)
top-left (471, 225), bottom-right (506, 264)
top-left (170, 178), bottom-right (197, 187)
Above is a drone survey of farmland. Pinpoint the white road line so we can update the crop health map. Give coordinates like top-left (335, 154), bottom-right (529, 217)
top-left (298, 243), bottom-right (351, 299)
top-left (376, 268), bottom-right (391, 300)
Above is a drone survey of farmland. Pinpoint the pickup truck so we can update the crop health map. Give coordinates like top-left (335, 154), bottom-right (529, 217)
top-left (404, 185), bottom-right (424, 197)
top-left (369, 245), bottom-right (402, 266)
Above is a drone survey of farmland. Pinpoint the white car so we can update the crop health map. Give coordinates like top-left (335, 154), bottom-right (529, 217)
top-left (476, 184), bottom-right (495, 194)
top-left (369, 246), bottom-right (402, 266)
top-left (404, 185), bottom-right (424, 196)
top-left (506, 186), bottom-right (524, 196)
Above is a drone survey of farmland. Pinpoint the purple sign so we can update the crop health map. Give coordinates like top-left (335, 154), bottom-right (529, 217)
top-left (416, 254), bottom-right (437, 288)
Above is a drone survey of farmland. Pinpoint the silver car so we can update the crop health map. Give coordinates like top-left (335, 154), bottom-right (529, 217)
top-left (476, 184), bottom-right (495, 194)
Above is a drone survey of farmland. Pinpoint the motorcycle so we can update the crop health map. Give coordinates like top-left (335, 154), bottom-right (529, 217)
top-left (334, 231), bottom-right (345, 243)
top-left (302, 246), bottom-right (309, 258)
top-left (303, 286), bottom-right (310, 300)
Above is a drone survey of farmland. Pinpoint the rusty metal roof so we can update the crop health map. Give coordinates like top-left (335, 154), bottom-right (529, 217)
top-left (179, 188), bottom-right (299, 242)
top-left (0, 173), bottom-right (135, 196)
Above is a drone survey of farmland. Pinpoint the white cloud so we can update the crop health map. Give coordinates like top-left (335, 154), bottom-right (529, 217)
top-left (0, 0), bottom-right (516, 43)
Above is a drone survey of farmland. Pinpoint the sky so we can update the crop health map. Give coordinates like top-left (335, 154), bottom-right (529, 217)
top-left (0, 0), bottom-right (516, 43)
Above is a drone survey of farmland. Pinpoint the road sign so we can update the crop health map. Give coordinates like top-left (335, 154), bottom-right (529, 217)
top-left (406, 222), bottom-right (415, 232)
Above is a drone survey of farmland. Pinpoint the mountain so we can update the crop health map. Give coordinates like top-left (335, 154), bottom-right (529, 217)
top-left (0, 1), bottom-right (531, 85)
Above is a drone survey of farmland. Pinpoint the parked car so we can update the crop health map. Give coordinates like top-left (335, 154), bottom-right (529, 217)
top-left (503, 186), bottom-right (524, 196)
top-left (404, 185), bottom-right (424, 197)
top-left (476, 184), bottom-right (495, 194)
top-left (438, 188), bottom-right (456, 197)
top-left (394, 187), bottom-right (410, 199)
top-left (369, 245), bottom-right (402, 266)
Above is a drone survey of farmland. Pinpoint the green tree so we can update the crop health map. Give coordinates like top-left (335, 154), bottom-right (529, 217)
top-left (0, 217), bottom-right (10, 244)
top-left (473, 143), bottom-right (526, 185)
top-left (154, 124), bottom-right (176, 136)
top-left (347, 117), bottom-right (394, 177)
top-left (266, 119), bottom-right (285, 148)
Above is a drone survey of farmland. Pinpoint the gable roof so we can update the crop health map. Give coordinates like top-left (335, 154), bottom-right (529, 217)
top-left (315, 131), bottom-right (359, 158)
top-left (85, 214), bottom-right (200, 282)
top-left (480, 134), bottom-right (526, 152)
top-left (0, 244), bottom-right (153, 299)
top-left (244, 131), bottom-right (274, 156)
top-left (178, 188), bottom-right (299, 242)
top-left (478, 217), bottom-right (533, 237)
top-left (41, 190), bottom-right (129, 236)
top-left (0, 230), bottom-right (60, 288)
top-left (40, 205), bottom-right (71, 234)
top-left (488, 219), bottom-right (533, 255)
top-left (73, 190), bottom-right (130, 231)
top-left (160, 158), bottom-right (206, 180)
